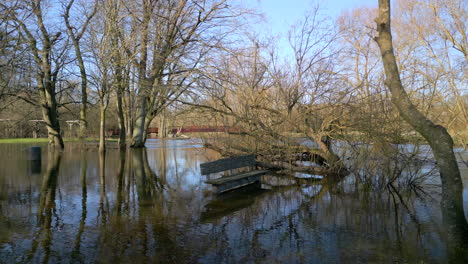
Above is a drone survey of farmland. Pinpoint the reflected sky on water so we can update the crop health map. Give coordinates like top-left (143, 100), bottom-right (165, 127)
top-left (0, 139), bottom-right (467, 263)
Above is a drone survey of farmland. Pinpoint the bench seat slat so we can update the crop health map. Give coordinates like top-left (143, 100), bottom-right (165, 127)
top-left (205, 170), bottom-right (269, 185)
top-left (200, 154), bottom-right (256, 175)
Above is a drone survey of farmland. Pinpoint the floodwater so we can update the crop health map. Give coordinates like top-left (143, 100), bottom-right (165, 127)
top-left (0, 139), bottom-right (467, 263)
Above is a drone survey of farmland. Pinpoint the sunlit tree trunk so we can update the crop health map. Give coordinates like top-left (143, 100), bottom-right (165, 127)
top-left (40, 87), bottom-right (64, 149)
top-left (99, 104), bottom-right (107, 153)
top-left (131, 95), bottom-right (148, 148)
top-left (158, 112), bottom-right (167, 138)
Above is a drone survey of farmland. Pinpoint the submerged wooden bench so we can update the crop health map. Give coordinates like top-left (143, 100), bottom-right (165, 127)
top-left (200, 154), bottom-right (269, 193)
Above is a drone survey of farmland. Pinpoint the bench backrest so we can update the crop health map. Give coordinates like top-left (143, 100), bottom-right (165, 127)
top-left (200, 154), bottom-right (255, 175)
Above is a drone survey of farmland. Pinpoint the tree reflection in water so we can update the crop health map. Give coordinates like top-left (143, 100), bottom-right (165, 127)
top-left (27, 150), bottom-right (61, 264)
top-left (98, 151), bottom-right (109, 226)
top-left (441, 186), bottom-right (468, 263)
top-left (71, 150), bottom-right (87, 262)
top-left (0, 141), bottom-right (466, 263)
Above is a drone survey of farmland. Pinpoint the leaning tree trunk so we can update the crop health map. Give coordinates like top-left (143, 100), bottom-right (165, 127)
top-left (40, 89), bottom-right (64, 149)
top-left (374, 0), bottom-right (467, 244)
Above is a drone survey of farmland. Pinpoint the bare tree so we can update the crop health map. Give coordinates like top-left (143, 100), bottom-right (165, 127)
top-left (88, 0), bottom-right (116, 152)
top-left (393, 0), bottom-right (467, 146)
top-left (110, 0), bottom-right (130, 149)
top-left (1, 0), bottom-right (69, 148)
top-left (127, 0), bottom-right (247, 148)
top-left (63, 0), bottom-right (98, 138)
top-left (374, 0), bottom-right (467, 244)
top-left (185, 6), bottom-right (351, 176)
top-left (0, 4), bottom-right (27, 111)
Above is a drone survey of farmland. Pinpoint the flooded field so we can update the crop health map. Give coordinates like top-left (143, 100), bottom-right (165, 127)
top-left (0, 139), bottom-right (467, 263)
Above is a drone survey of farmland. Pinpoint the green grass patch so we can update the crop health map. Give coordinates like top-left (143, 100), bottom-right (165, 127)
top-left (0, 138), bottom-right (118, 144)
top-left (0, 138), bottom-right (50, 143)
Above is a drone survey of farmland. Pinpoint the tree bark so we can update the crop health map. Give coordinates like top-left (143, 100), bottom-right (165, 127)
top-left (39, 79), bottom-right (64, 149)
top-left (114, 57), bottom-right (126, 148)
top-left (116, 90), bottom-right (126, 149)
top-left (158, 112), bottom-right (166, 138)
top-left (72, 39), bottom-right (88, 139)
top-left (130, 95), bottom-right (147, 148)
top-left (125, 67), bottom-right (135, 139)
top-left (77, 57), bottom-right (88, 138)
top-left (99, 104), bottom-right (106, 153)
top-left (374, 0), bottom-right (467, 246)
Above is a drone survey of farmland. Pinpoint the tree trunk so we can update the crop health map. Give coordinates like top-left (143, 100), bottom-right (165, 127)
top-left (99, 104), bottom-right (106, 153)
top-left (78, 64), bottom-right (88, 139)
top-left (130, 95), bottom-right (147, 148)
top-left (143, 117), bottom-right (149, 143)
top-left (126, 113), bottom-right (133, 138)
top-left (158, 113), bottom-right (166, 138)
top-left (129, 1), bottom-right (152, 148)
top-left (37, 42), bottom-right (64, 149)
top-left (116, 90), bottom-right (126, 149)
top-left (73, 41), bottom-right (88, 139)
top-left (125, 67), bottom-right (135, 139)
top-left (111, 10), bottom-right (126, 149)
top-left (124, 90), bottom-right (133, 138)
top-left (375, 0), bottom-right (467, 247)
top-left (41, 89), bottom-right (64, 149)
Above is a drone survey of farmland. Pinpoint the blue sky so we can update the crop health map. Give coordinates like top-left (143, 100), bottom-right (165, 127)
top-left (249, 0), bottom-right (376, 37)
top-left (240, 0), bottom-right (376, 58)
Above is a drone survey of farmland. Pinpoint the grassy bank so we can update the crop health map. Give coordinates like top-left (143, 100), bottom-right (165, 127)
top-left (0, 138), bottom-right (118, 144)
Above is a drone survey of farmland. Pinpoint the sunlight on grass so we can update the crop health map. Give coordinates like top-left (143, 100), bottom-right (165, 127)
top-left (0, 138), bottom-right (118, 144)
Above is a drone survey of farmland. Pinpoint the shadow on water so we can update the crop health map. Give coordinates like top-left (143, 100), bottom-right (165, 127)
top-left (0, 140), bottom-right (466, 263)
